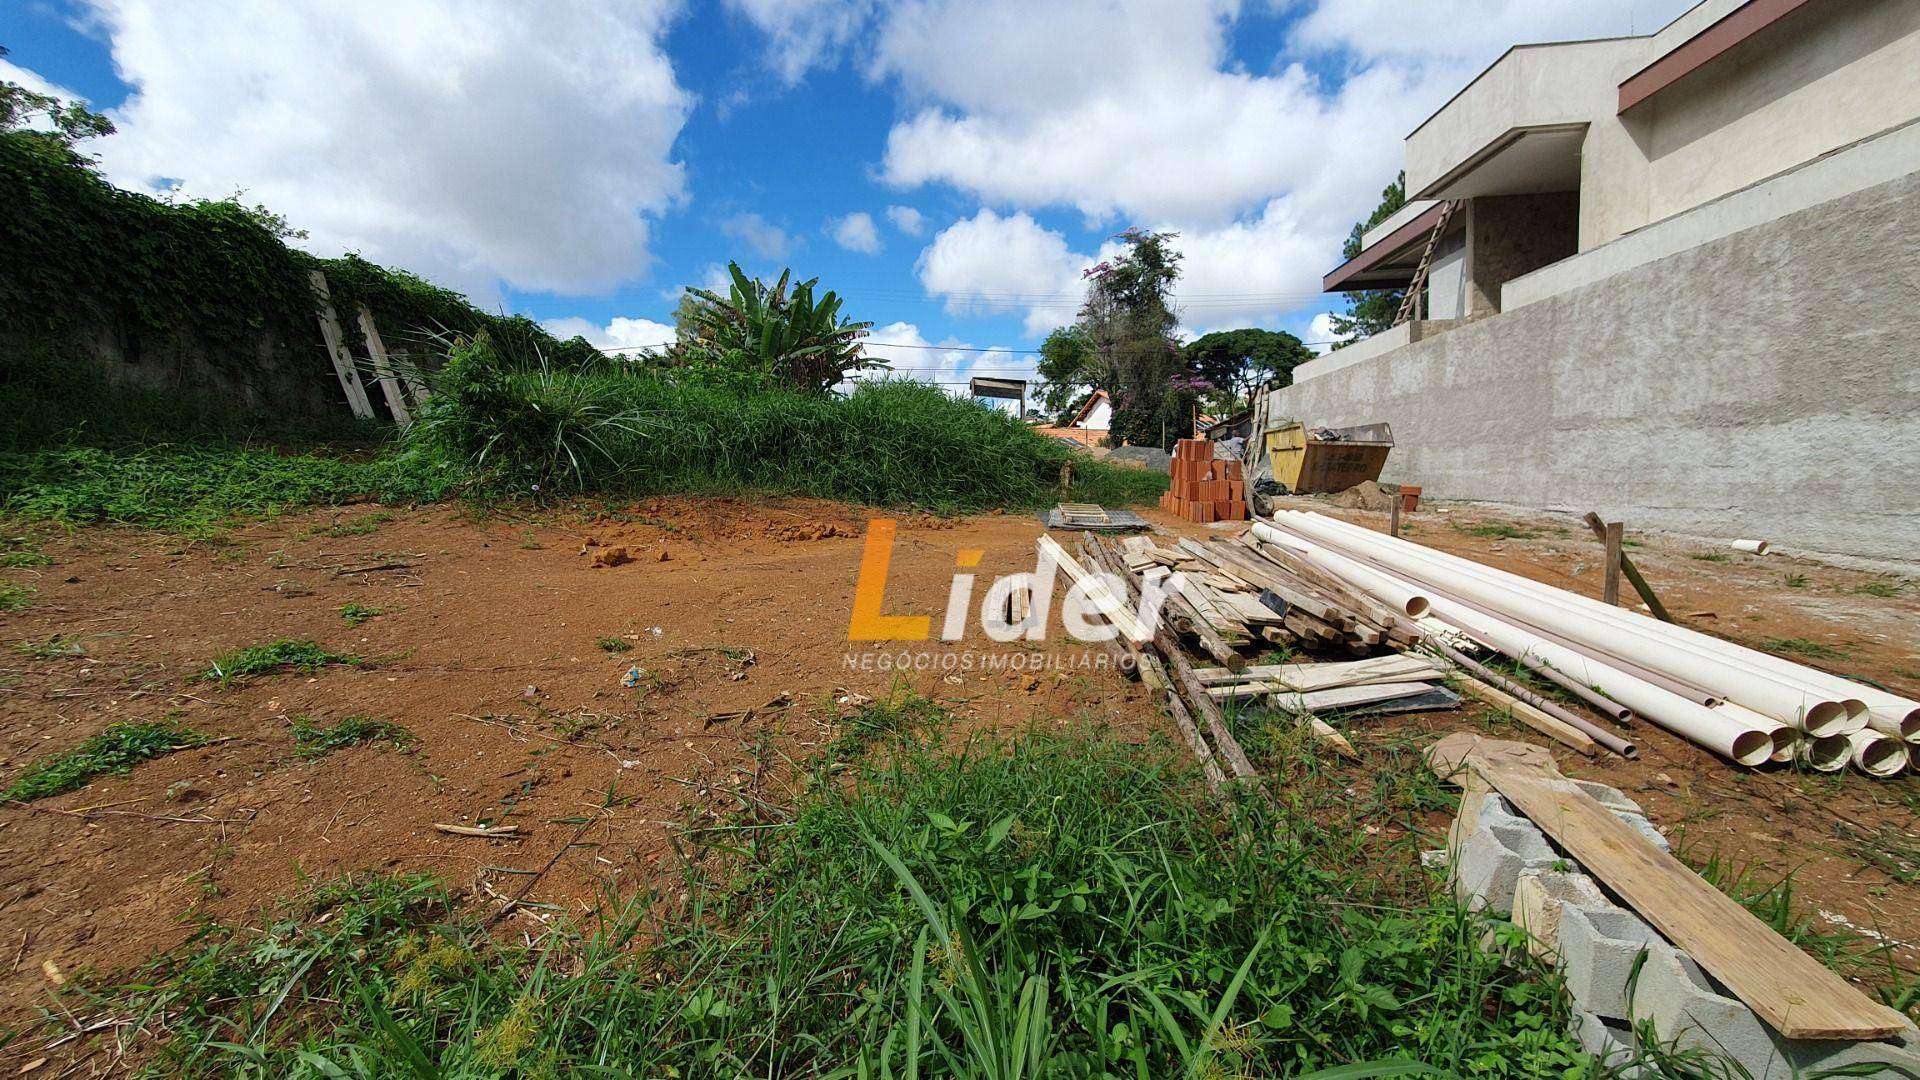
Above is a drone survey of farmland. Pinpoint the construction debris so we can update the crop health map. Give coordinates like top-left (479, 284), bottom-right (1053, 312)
top-left (1160, 438), bottom-right (1246, 523)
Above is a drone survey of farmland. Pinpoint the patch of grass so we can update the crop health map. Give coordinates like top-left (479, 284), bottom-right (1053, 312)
top-left (338, 602), bottom-right (386, 626)
top-left (0, 549), bottom-right (50, 568)
top-left (595, 634), bottom-right (632, 653)
top-left (12, 634), bottom-right (86, 659)
top-left (91, 712), bottom-right (1584, 1077)
top-left (1760, 637), bottom-right (1849, 661)
top-left (289, 715), bottom-right (413, 758)
top-left (307, 510), bottom-right (393, 538)
top-left (198, 639), bottom-right (361, 685)
top-left (0, 582), bottom-right (32, 612)
top-left (1455, 522), bottom-right (1538, 541)
top-left (1782, 573), bottom-right (1809, 589)
top-left (0, 445), bottom-right (459, 535)
top-left (3, 720), bottom-right (207, 802)
top-left (1689, 551), bottom-right (1730, 563)
top-left (1855, 579), bottom-right (1908, 598)
top-left (409, 339), bottom-right (1165, 512)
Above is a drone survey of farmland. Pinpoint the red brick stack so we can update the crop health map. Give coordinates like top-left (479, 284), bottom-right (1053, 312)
top-left (1160, 439), bottom-right (1245, 523)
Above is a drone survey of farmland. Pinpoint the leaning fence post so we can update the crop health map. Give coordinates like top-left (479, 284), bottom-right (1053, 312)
top-left (356, 305), bottom-right (412, 426)
top-left (309, 271), bottom-right (376, 420)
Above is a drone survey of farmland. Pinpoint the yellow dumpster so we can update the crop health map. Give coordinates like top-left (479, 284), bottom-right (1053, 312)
top-left (1266, 421), bottom-right (1393, 495)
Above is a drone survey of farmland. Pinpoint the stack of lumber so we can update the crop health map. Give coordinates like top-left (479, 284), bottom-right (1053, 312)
top-left (1149, 532), bottom-right (1420, 654)
top-left (1160, 439), bottom-right (1246, 523)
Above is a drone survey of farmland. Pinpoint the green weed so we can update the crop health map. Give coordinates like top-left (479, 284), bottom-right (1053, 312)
top-left (289, 715), bottom-right (413, 758)
top-left (0, 582), bottom-right (32, 612)
top-left (1760, 637), bottom-right (1849, 661)
top-left (1455, 523), bottom-right (1537, 541)
top-left (1689, 552), bottom-right (1730, 563)
top-left (595, 634), bottom-right (632, 653)
top-left (1783, 574), bottom-right (1809, 589)
top-left (199, 639), bottom-right (361, 685)
top-left (307, 510), bottom-right (393, 538)
top-left (338, 603), bottom-right (386, 626)
top-left (0, 550), bottom-right (50, 568)
top-left (89, 717), bottom-right (1583, 1076)
top-left (3, 720), bottom-right (207, 801)
top-left (12, 634), bottom-right (86, 659)
top-left (1855, 579), bottom-right (1908, 599)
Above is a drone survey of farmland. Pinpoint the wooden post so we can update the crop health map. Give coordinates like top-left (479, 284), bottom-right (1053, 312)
top-left (356, 305), bottom-right (412, 426)
top-left (309, 271), bottom-right (376, 420)
top-left (1583, 511), bottom-right (1674, 622)
top-left (1603, 521), bottom-right (1623, 606)
top-left (1389, 490), bottom-right (1401, 537)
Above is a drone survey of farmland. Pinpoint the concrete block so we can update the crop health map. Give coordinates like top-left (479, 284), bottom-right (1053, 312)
top-left (1568, 779), bottom-right (1642, 815)
top-left (1557, 904), bottom-right (1662, 1020)
top-left (1452, 819), bottom-right (1558, 913)
top-left (1571, 1009), bottom-right (1642, 1077)
top-left (1512, 868), bottom-right (1613, 961)
top-left (1611, 810), bottom-right (1670, 852)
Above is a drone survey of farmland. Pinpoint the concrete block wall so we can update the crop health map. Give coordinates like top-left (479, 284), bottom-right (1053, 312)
top-left (1273, 167), bottom-right (1920, 563)
top-left (1442, 786), bottom-right (1920, 1077)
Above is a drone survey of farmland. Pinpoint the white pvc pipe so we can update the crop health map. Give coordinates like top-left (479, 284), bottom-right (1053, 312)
top-left (1269, 514), bottom-right (1862, 735)
top-left (1769, 731), bottom-right (1796, 764)
top-left (1255, 529), bottom-right (1431, 620)
top-left (1292, 512), bottom-right (1903, 732)
top-left (1847, 729), bottom-right (1908, 778)
top-left (1731, 539), bottom-right (1771, 555)
top-left (1799, 733), bottom-right (1851, 772)
top-left (1254, 525), bottom-right (1775, 765)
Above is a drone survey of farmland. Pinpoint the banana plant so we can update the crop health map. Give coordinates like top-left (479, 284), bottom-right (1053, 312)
top-left (684, 261), bottom-right (882, 392)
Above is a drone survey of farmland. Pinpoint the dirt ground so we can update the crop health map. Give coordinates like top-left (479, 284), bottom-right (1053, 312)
top-left (0, 492), bottom-right (1917, 1054)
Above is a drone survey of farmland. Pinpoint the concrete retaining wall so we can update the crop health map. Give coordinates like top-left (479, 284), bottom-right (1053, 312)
top-left (1272, 169), bottom-right (1920, 563)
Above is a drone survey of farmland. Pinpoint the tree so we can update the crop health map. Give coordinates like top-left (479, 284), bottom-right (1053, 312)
top-left (1181, 328), bottom-right (1314, 413)
top-left (0, 49), bottom-right (115, 149)
top-left (680, 262), bottom-right (879, 392)
top-left (1079, 228), bottom-right (1185, 448)
top-left (1033, 325), bottom-right (1098, 420)
top-left (1326, 171), bottom-right (1407, 348)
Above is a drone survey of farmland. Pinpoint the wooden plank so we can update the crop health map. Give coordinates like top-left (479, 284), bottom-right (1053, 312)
top-left (309, 271), bottom-right (376, 420)
top-left (356, 305), bottom-right (412, 426)
top-left (1194, 654), bottom-right (1441, 690)
top-left (1427, 734), bottom-right (1908, 1040)
top-left (1603, 521), bottom-right (1623, 607)
top-left (1452, 675), bottom-right (1598, 757)
top-left (1212, 681), bottom-right (1438, 709)
top-left (1039, 535), bottom-right (1152, 643)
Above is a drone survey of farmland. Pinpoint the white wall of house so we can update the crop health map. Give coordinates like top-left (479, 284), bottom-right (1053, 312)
top-left (1076, 398), bottom-right (1112, 431)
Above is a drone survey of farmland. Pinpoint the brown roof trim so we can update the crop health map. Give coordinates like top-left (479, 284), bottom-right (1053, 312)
top-left (1070, 389), bottom-right (1110, 426)
top-left (1618, 0), bottom-right (1816, 114)
top-left (1321, 202), bottom-right (1446, 293)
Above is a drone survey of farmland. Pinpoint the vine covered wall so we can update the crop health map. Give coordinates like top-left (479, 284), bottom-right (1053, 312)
top-left (0, 131), bottom-right (598, 443)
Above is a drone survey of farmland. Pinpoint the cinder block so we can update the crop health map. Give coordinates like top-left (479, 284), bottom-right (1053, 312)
top-left (1568, 779), bottom-right (1643, 815)
top-left (1571, 1009), bottom-right (1642, 1076)
top-left (1512, 868), bottom-right (1613, 961)
top-left (1632, 948), bottom-right (1920, 1079)
top-left (1557, 904), bottom-right (1662, 1020)
top-left (1452, 820), bottom-right (1558, 913)
top-left (1612, 811), bottom-right (1670, 852)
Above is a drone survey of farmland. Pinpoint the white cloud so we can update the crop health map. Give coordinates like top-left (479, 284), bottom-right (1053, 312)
top-left (884, 205), bottom-right (925, 235)
top-left (0, 58), bottom-right (85, 105)
top-left (723, 0), bottom-right (876, 84)
top-left (721, 212), bottom-right (796, 261)
top-left (827, 211), bottom-right (882, 254)
top-left (863, 0), bottom-right (1694, 331)
top-left (542, 315), bottom-right (677, 355)
top-left (1304, 311), bottom-right (1340, 355)
top-left (915, 209), bottom-right (1090, 337)
top-left (77, 1), bottom-right (692, 300)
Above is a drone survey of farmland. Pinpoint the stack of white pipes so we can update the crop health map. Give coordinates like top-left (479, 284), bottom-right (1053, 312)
top-left (1250, 512), bottom-right (1919, 777)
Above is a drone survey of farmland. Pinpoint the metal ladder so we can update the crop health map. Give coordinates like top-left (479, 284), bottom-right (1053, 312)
top-left (1393, 200), bottom-right (1458, 326)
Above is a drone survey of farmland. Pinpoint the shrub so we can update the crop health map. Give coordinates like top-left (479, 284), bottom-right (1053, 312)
top-left (409, 336), bottom-right (1164, 511)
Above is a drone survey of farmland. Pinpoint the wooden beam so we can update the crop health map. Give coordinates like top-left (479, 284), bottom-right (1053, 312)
top-left (309, 271), bottom-right (376, 420)
top-left (356, 305), bottom-right (412, 426)
top-left (1039, 535), bottom-right (1152, 643)
top-left (1602, 520), bottom-right (1623, 607)
top-left (1427, 735), bottom-right (1908, 1040)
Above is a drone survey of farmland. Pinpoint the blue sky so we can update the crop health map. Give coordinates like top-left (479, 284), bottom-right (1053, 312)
top-left (2, 0), bottom-right (1690, 390)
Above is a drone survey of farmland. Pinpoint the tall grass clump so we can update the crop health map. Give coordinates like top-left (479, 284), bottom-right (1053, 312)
top-left (84, 711), bottom-right (1585, 1077)
top-left (409, 336), bottom-right (1164, 512)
